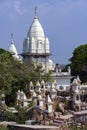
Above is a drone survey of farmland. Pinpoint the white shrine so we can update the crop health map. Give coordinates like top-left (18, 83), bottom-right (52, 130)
top-left (46, 94), bottom-right (53, 113)
top-left (21, 7), bottom-right (54, 72)
top-left (72, 76), bottom-right (81, 111)
top-left (17, 90), bottom-right (28, 107)
top-left (52, 64), bottom-right (72, 91)
top-left (8, 33), bottom-right (20, 60)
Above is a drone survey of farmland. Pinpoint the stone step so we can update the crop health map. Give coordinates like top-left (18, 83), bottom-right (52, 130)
top-left (55, 118), bottom-right (65, 121)
top-left (52, 118), bottom-right (66, 127)
top-left (52, 122), bottom-right (60, 126)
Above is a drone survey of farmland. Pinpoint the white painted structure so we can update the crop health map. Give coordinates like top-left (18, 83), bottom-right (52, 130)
top-left (72, 76), bottom-right (81, 111)
top-left (52, 65), bottom-right (72, 91)
top-left (35, 81), bottom-right (41, 93)
top-left (22, 7), bottom-right (54, 72)
top-left (8, 34), bottom-right (19, 60)
top-left (46, 95), bottom-right (53, 113)
top-left (17, 90), bottom-right (28, 107)
top-left (50, 83), bottom-right (57, 99)
top-left (38, 94), bottom-right (44, 109)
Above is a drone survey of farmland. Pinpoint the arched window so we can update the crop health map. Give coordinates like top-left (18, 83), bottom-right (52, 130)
top-left (38, 41), bottom-right (43, 49)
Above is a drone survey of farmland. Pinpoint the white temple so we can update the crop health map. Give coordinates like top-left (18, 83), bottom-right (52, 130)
top-left (8, 33), bottom-right (19, 60)
top-left (52, 64), bottom-right (72, 91)
top-left (22, 7), bottom-right (54, 72)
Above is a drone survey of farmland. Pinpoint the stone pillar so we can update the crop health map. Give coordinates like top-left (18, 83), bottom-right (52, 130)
top-left (38, 95), bottom-right (44, 109)
top-left (72, 77), bottom-right (81, 111)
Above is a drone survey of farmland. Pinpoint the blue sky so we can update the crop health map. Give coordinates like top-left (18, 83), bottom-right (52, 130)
top-left (0, 0), bottom-right (87, 64)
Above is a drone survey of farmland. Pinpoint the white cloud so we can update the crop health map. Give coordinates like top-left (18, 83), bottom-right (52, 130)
top-left (13, 0), bottom-right (23, 15)
top-left (0, 0), bottom-right (24, 16)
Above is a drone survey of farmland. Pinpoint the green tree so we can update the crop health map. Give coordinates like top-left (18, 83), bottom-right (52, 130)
top-left (0, 49), bottom-right (14, 94)
top-left (69, 44), bottom-right (87, 82)
top-left (16, 108), bottom-right (27, 124)
top-left (0, 49), bottom-right (31, 105)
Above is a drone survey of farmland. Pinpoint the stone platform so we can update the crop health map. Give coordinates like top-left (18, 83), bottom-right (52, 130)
top-left (8, 124), bottom-right (59, 130)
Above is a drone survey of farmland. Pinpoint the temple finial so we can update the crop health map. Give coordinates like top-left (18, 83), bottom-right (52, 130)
top-left (11, 33), bottom-right (14, 44)
top-left (34, 6), bottom-right (37, 18)
top-left (11, 33), bottom-right (13, 38)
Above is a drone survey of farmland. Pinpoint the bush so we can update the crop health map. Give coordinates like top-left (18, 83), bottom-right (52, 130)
top-left (26, 109), bottom-right (33, 120)
top-left (16, 108), bottom-right (27, 124)
top-left (3, 111), bottom-right (16, 121)
top-left (0, 125), bottom-right (8, 130)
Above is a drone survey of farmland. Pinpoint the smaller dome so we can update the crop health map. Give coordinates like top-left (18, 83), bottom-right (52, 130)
top-left (36, 81), bottom-right (41, 87)
top-left (72, 79), bottom-right (78, 85)
top-left (8, 43), bottom-right (19, 59)
top-left (8, 34), bottom-right (19, 59)
top-left (41, 80), bottom-right (45, 85)
top-left (33, 91), bottom-right (37, 97)
top-left (29, 81), bottom-right (34, 87)
top-left (8, 43), bottom-right (17, 55)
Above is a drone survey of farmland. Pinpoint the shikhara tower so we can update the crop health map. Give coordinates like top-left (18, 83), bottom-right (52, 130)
top-left (8, 33), bottom-right (19, 60)
top-left (22, 7), bottom-right (54, 72)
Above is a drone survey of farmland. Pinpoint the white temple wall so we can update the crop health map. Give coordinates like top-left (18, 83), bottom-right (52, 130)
top-left (56, 78), bottom-right (70, 85)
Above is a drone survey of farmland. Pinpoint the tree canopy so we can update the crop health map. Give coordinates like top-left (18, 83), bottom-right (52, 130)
top-left (69, 44), bottom-right (87, 83)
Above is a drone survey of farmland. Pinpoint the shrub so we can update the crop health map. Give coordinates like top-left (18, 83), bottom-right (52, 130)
top-left (16, 108), bottom-right (27, 124)
top-left (3, 111), bottom-right (16, 121)
top-left (0, 125), bottom-right (8, 130)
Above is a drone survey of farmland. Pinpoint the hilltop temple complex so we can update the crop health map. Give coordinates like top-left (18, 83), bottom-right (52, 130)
top-left (7, 7), bottom-right (87, 129)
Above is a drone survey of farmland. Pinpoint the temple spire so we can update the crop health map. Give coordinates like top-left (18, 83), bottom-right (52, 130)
top-left (8, 33), bottom-right (20, 60)
top-left (11, 33), bottom-right (14, 44)
top-left (11, 33), bottom-right (13, 38)
top-left (34, 6), bottom-right (37, 19)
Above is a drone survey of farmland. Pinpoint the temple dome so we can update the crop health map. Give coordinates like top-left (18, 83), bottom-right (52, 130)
top-left (22, 7), bottom-right (54, 72)
top-left (8, 43), bottom-right (19, 59)
top-left (27, 17), bottom-right (45, 38)
top-left (9, 42), bottom-right (17, 55)
top-left (8, 34), bottom-right (19, 59)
